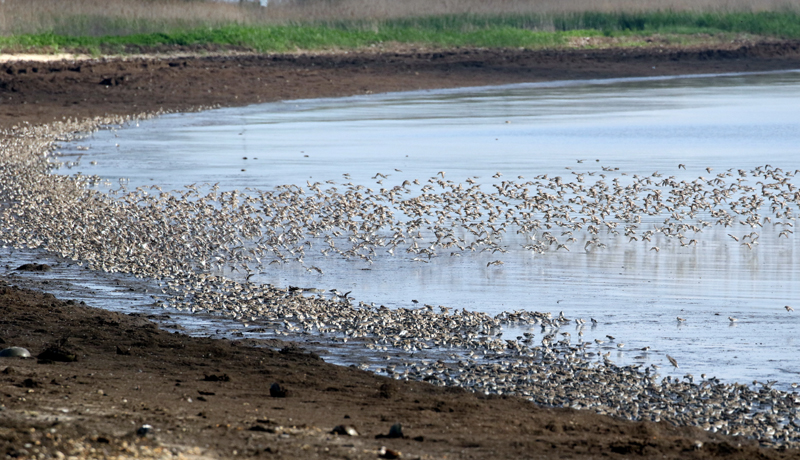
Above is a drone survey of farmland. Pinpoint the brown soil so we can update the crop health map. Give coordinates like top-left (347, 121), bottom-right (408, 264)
top-left (3, 41), bottom-right (800, 127)
top-left (2, 282), bottom-right (798, 460)
top-left (3, 42), bottom-right (800, 459)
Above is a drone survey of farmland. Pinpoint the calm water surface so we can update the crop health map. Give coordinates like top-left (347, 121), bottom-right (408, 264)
top-left (59, 71), bottom-right (800, 387)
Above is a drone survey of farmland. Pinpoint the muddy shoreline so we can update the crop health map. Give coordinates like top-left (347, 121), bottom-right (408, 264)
top-left (2, 281), bottom-right (797, 460)
top-left (3, 41), bottom-right (800, 127)
top-left (3, 43), bottom-right (800, 459)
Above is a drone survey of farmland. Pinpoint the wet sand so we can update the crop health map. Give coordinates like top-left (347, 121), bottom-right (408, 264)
top-left (4, 43), bottom-right (800, 459)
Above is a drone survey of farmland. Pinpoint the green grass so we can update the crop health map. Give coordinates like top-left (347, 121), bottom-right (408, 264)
top-left (0, 24), bottom-right (579, 53)
top-left (552, 10), bottom-right (800, 36)
top-left (1, 10), bottom-right (800, 53)
top-left (364, 10), bottom-right (800, 38)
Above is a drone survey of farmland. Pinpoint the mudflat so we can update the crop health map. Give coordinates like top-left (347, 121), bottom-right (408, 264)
top-left (3, 41), bottom-right (800, 126)
top-left (1, 282), bottom-right (797, 460)
top-left (3, 42), bottom-right (800, 459)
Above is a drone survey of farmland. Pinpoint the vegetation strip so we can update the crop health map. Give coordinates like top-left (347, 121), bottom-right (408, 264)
top-left (2, 11), bottom-right (800, 53)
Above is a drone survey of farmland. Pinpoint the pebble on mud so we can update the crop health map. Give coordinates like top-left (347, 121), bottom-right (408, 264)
top-left (136, 424), bottom-right (153, 437)
top-left (269, 382), bottom-right (289, 398)
top-left (0, 347), bottom-right (32, 358)
top-left (376, 423), bottom-right (405, 440)
top-left (379, 446), bottom-right (402, 459)
top-left (331, 425), bottom-right (359, 436)
top-left (37, 341), bottom-right (78, 362)
top-left (14, 263), bottom-right (52, 272)
top-left (203, 374), bottom-right (230, 382)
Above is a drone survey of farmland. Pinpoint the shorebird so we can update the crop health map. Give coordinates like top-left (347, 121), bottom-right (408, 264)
top-left (666, 355), bottom-right (679, 368)
top-left (11, 121), bottom-right (800, 445)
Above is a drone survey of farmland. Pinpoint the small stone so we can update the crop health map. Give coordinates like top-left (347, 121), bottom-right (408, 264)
top-left (379, 446), bottom-right (402, 459)
top-left (269, 383), bottom-right (288, 398)
top-left (14, 263), bottom-right (51, 272)
top-left (136, 424), bottom-right (152, 437)
top-left (387, 423), bottom-right (403, 438)
top-left (37, 344), bottom-right (77, 362)
top-left (331, 425), bottom-right (359, 436)
top-left (0, 347), bottom-right (32, 358)
top-left (378, 383), bottom-right (393, 399)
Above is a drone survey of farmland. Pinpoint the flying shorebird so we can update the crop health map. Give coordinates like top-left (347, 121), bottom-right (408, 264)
top-left (785, 305), bottom-right (794, 312)
top-left (666, 355), bottom-right (679, 368)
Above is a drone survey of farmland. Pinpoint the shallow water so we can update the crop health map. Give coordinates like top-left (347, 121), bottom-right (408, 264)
top-left (57, 70), bottom-right (800, 387)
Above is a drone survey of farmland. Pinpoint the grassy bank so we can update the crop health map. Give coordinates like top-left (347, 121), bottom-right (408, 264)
top-left (2, 9), bottom-right (800, 53)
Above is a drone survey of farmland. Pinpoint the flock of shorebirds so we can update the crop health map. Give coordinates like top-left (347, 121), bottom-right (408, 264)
top-left (1, 117), bottom-right (800, 446)
top-left (49, 154), bottom-right (800, 276)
